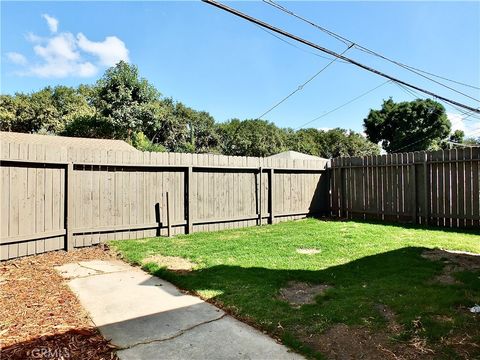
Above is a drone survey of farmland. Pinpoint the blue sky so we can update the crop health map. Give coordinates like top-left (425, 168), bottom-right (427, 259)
top-left (2, 1), bottom-right (480, 136)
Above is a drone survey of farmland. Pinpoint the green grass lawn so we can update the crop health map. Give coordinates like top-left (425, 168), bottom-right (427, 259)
top-left (112, 219), bottom-right (480, 359)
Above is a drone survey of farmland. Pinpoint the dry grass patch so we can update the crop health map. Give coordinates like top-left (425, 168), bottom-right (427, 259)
top-left (278, 281), bottom-right (331, 307)
top-left (296, 248), bottom-right (320, 255)
top-left (142, 255), bottom-right (196, 271)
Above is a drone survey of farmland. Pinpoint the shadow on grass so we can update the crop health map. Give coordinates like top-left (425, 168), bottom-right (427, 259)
top-left (142, 247), bottom-right (480, 359)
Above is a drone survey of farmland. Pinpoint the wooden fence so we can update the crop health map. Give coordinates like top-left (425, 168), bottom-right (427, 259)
top-left (0, 141), bottom-right (329, 260)
top-left (330, 148), bottom-right (480, 228)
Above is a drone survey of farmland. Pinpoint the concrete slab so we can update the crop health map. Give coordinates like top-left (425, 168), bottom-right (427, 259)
top-left (78, 260), bottom-right (132, 273)
top-left (55, 263), bottom-right (98, 278)
top-left (117, 315), bottom-right (303, 360)
top-left (68, 269), bottom-right (224, 348)
top-left (62, 260), bottom-right (304, 359)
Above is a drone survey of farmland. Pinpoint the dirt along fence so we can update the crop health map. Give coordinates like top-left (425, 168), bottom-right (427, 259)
top-left (330, 148), bottom-right (480, 228)
top-left (0, 141), bottom-right (329, 260)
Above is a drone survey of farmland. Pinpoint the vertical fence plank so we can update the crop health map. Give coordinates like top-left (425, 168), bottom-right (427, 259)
top-left (457, 148), bottom-right (465, 227)
top-left (464, 148), bottom-right (473, 228)
top-left (187, 166), bottom-right (193, 234)
top-left (66, 163), bottom-right (74, 251)
top-left (472, 147), bottom-right (480, 228)
top-left (451, 149), bottom-right (458, 228)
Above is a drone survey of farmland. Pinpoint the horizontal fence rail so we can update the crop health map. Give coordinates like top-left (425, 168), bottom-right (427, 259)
top-left (0, 141), bottom-right (329, 260)
top-left (330, 148), bottom-right (480, 228)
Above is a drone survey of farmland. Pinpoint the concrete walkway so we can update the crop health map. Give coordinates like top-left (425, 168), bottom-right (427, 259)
top-left (56, 260), bottom-right (303, 360)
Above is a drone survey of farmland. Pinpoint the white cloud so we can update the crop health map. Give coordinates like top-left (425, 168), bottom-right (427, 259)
top-left (77, 33), bottom-right (129, 66)
top-left (6, 14), bottom-right (129, 78)
top-left (42, 14), bottom-right (59, 33)
top-left (30, 60), bottom-right (97, 78)
top-left (447, 112), bottom-right (480, 138)
top-left (447, 113), bottom-right (465, 132)
top-left (25, 32), bottom-right (43, 43)
top-left (7, 52), bottom-right (28, 65)
top-left (26, 32), bottom-right (98, 78)
top-left (34, 33), bottom-right (79, 62)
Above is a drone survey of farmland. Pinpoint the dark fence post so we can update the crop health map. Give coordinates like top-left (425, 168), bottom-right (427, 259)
top-left (423, 152), bottom-right (430, 226)
top-left (166, 192), bottom-right (172, 237)
top-left (410, 154), bottom-right (417, 224)
top-left (258, 167), bottom-right (262, 226)
top-left (340, 159), bottom-right (346, 218)
top-left (268, 168), bottom-right (274, 224)
top-left (186, 167), bottom-right (193, 234)
top-left (65, 162), bottom-right (74, 251)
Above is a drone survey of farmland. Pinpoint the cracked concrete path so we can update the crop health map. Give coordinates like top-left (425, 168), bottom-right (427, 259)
top-left (56, 260), bottom-right (303, 360)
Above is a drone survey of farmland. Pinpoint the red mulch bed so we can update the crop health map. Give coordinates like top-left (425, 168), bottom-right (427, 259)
top-left (0, 245), bottom-right (119, 360)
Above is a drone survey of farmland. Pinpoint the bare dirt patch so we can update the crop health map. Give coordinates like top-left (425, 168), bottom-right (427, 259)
top-left (302, 323), bottom-right (428, 360)
top-left (301, 322), bottom-right (437, 360)
top-left (422, 249), bottom-right (480, 285)
top-left (278, 281), bottom-right (331, 306)
top-left (0, 245), bottom-right (118, 360)
top-left (296, 248), bottom-right (320, 255)
top-left (422, 249), bottom-right (480, 271)
top-left (375, 304), bottom-right (403, 332)
top-left (142, 255), bottom-right (196, 271)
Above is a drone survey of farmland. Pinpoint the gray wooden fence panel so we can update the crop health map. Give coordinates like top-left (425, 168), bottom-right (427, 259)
top-left (330, 148), bottom-right (480, 228)
top-left (1, 142), bottom-right (329, 260)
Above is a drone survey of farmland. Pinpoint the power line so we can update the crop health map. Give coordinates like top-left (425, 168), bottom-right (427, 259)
top-left (263, 0), bottom-right (480, 95)
top-left (256, 45), bottom-right (352, 120)
top-left (202, 0), bottom-right (480, 114)
top-left (296, 80), bottom-right (391, 129)
top-left (447, 141), bottom-right (480, 147)
top-left (255, 25), bottom-right (349, 64)
top-left (357, 82), bottom-right (474, 152)
top-left (395, 82), bottom-right (480, 121)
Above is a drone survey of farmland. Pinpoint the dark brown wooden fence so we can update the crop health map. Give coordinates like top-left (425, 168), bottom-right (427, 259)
top-left (0, 141), bottom-right (329, 260)
top-left (330, 148), bottom-right (480, 228)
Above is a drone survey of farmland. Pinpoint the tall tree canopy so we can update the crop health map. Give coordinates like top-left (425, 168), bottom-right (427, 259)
top-left (1, 61), bottom-right (384, 157)
top-left (363, 98), bottom-right (451, 153)
top-left (287, 128), bottom-right (380, 158)
top-left (217, 119), bottom-right (288, 157)
top-left (93, 61), bottom-right (162, 140)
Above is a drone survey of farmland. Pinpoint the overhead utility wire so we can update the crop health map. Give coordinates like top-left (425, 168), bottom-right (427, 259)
top-left (202, 0), bottom-right (480, 114)
top-left (255, 25), bottom-right (349, 63)
top-left (390, 83), bottom-right (479, 152)
top-left (256, 45), bottom-right (353, 120)
top-left (263, 0), bottom-right (480, 93)
top-left (296, 80), bottom-right (391, 129)
top-left (395, 82), bottom-right (480, 121)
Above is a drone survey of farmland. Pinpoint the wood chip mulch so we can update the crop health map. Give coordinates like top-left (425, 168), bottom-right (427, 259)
top-left (0, 245), bottom-right (119, 360)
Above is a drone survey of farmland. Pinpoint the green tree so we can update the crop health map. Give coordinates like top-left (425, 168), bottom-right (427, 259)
top-left (0, 89), bottom-right (59, 133)
top-left (363, 98), bottom-right (451, 153)
top-left (130, 131), bottom-right (166, 152)
top-left (173, 103), bottom-right (219, 153)
top-left (62, 115), bottom-right (114, 139)
top-left (93, 61), bottom-right (162, 140)
top-left (144, 98), bottom-right (189, 152)
top-left (0, 95), bottom-right (18, 131)
top-left (319, 128), bottom-right (380, 157)
top-left (217, 119), bottom-right (288, 157)
top-left (286, 127), bottom-right (379, 158)
top-left (287, 128), bottom-right (321, 156)
top-left (52, 85), bottom-right (94, 125)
